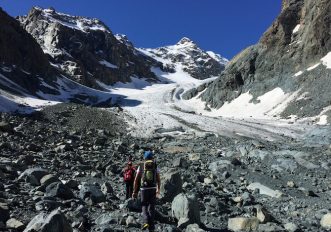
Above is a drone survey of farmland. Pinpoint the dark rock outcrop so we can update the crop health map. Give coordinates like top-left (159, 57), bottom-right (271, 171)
top-left (24, 209), bottom-right (72, 232)
top-left (0, 7), bottom-right (55, 94)
top-left (200, 0), bottom-right (331, 119)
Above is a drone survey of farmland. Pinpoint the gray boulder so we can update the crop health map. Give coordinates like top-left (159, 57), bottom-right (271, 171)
top-left (6, 218), bottom-right (25, 230)
top-left (171, 193), bottom-right (201, 228)
top-left (0, 121), bottom-right (13, 133)
top-left (185, 223), bottom-right (205, 232)
top-left (173, 157), bottom-right (189, 168)
top-left (161, 170), bottom-right (183, 202)
top-left (120, 198), bottom-right (142, 212)
top-left (35, 199), bottom-right (64, 211)
top-left (79, 182), bottom-right (105, 204)
top-left (208, 160), bottom-right (232, 175)
top-left (40, 174), bottom-right (59, 188)
top-left (46, 182), bottom-right (75, 200)
top-left (24, 209), bottom-right (72, 232)
top-left (95, 213), bottom-right (117, 225)
top-left (228, 217), bottom-right (259, 232)
top-left (18, 168), bottom-right (49, 186)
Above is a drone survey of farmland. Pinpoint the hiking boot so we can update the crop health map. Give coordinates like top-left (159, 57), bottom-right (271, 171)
top-left (142, 223), bottom-right (149, 230)
top-left (149, 224), bottom-right (155, 231)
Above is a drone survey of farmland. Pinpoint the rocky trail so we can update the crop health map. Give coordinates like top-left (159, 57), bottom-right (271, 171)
top-left (1, 103), bottom-right (331, 231)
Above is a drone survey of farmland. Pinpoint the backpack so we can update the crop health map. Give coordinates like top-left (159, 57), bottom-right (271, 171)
top-left (123, 168), bottom-right (135, 182)
top-left (141, 160), bottom-right (157, 188)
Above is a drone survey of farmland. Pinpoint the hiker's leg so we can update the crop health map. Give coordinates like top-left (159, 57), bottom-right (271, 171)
top-left (141, 189), bottom-right (149, 224)
top-left (125, 182), bottom-right (130, 199)
top-left (148, 189), bottom-right (156, 226)
top-left (129, 181), bottom-right (134, 197)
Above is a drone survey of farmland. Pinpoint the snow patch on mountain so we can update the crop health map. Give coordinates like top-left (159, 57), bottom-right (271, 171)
top-left (0, 68), bottom-right (113, 113)
top-left (206, 51), bottom-right (229, 65)
top-left (99, 60), bottom-right (118, 69)
top-left (183, 87), bottom-right (300, 119)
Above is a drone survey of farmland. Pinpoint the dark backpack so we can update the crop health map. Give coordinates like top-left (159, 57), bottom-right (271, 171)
top-left (123, 168), bottom-right (135, 182)
top-left (141, 160), bottom-right (157, 187)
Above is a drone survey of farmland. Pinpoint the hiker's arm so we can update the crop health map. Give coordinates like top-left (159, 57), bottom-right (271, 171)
top-left (156, 173), bottom-right (161, 194)
top-left (133, 173), bottom-right (140, 196)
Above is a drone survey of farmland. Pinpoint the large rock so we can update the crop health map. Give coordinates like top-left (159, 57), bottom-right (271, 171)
top-left (120, 199), bottom-right (142, 212)
top-left (35, 199), bottom-right (64, 211)
top-left (0, 202), bottom-right (9, 223)
top-left (95, 213), bottom-right (117, 225)
top-left (161, 170), bottom-right (183, 202)
top-left (208, 160), bottom-right (232, 175)
top-left (6, 218), bottom-right (25, 230)
top-left (79, 182), bottom-right (105, 204)
top-left (0, 122), bottom-right (13, 133)
top-left (258, 222), bottom-right (285, 232)
top-left (185, 224), bottom-right (205, 232)
top-left (40, 175), bottom-right (59, 188)
top-left (247, 183), bottom-right (283, 198)
top-left (18, 168), bottom-right (49, 186)
top-left (255, 205), bottom-right (271, 223)
top-left (228, 217), bottom-right (259, 232)
top-left (284, 223), bottom-right (298, 232)
top-left (24, 209), bottom-right (72, 232)
top-left (171, 194), bottom-right (200, 228)
top-left (46, 182), bottom-right (75, 200)
top-left (321, 213), bottom-right (331, 230)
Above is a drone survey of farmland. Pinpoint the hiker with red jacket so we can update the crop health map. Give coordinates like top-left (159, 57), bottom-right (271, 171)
top-left (122, 161), bottom-right (136, 199)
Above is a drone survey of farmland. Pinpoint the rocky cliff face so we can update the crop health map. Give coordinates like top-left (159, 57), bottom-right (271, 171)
top-left (19, 7), bottom-right (162, 89)
top-left (199, 0), bottom-right (331, 119)
top-left (139, 37), bottom-right (228, 80)
top-left (0, 7), bottom-right (55, 94)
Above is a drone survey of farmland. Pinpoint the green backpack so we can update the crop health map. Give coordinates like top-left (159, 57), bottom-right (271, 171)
top-left (141, 160), bottom-right (157, 188)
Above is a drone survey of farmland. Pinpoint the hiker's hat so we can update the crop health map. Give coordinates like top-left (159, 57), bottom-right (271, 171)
top-left (144, 151), bottom-right (154, 160)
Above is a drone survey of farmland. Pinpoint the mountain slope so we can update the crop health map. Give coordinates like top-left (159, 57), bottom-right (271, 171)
top-left (0, 7), bottom-right (114, 113)
top-left (19, 7), bottom-right (163, 89)
top-left (196, 0), bottom-right (331, 122)
top-left (139, 37), bottom-right (227, 80)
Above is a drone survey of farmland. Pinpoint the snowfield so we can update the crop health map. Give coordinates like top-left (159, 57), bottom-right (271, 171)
top-left (107, 64), bottom-right (330, 144)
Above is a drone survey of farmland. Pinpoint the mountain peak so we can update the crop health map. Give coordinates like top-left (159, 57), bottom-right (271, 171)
top-left (177, 37), bottom-right (195, 46)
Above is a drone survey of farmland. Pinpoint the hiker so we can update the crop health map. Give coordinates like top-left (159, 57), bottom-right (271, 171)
top-left (132, 151), bottom-right (161, 231)
top-left (122, 160), bottom-right (136, 199)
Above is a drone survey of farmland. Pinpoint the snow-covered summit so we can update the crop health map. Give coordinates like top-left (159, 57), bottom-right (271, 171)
top-left (26, 7), bottom-right (110, 33)
top-left (176, 37), bottom-right (197, 47)
top-left (139, 37), bottom-right (228, 80)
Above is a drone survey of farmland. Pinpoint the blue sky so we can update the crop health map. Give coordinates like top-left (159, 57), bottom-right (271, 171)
top-left (1, 0), bottom-right (281, 59)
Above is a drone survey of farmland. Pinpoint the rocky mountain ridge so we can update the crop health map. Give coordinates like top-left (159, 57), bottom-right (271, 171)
top-left (195, 0), bottom-right (331, 122)
top-left (18, 7), bottom-right (163, 89)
